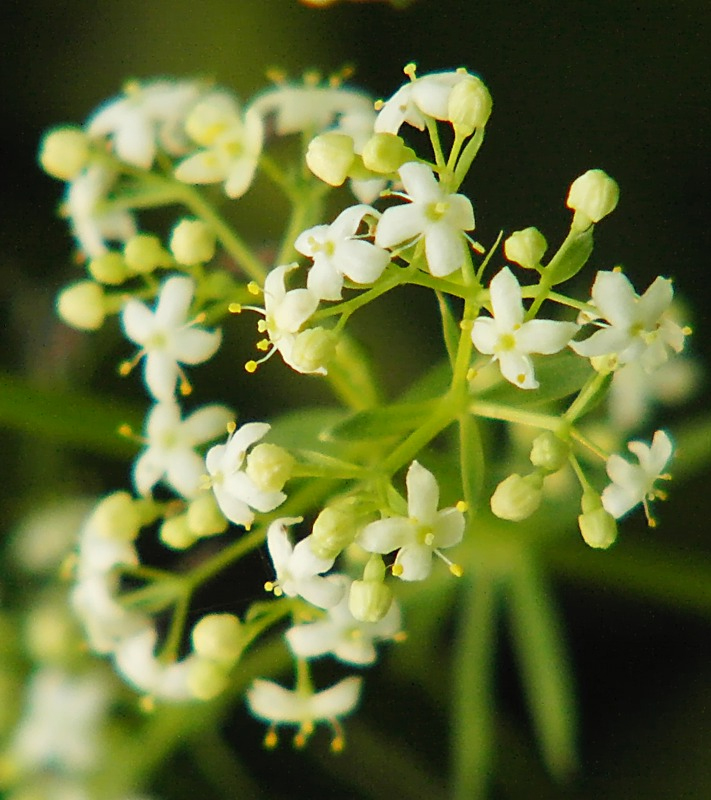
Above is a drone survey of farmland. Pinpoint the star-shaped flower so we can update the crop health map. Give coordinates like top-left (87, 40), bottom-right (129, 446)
top-left (121, 276), bottom-right (222, 401)
top-left (375, 161), bottom-right (475, 277)
top-left (471, 267), bottom-right (580, 389)
top-left (295, 204), bottom-right (390, 300)
top-left (601, 429), bottom-right (673, 523)
top-left (570, 271), bottom-right (688, 371)
top-left (205, 422), bottom-right (286, 527)
top-left (133, 401), bottom-right (232, 499)
top-left (358, 461), bottom-right (465, 581)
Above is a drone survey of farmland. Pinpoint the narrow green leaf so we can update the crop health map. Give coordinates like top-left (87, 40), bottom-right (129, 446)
top-left (398, 357), bottom-right (451, 403)
top-left (458, 413), bottom-right (485, 512)
top-left (544, 226), bottom-right (594, 286)
top-left (323, 399), bottom-right (437, 442)
top-left (436, 290), bottom-right (460, 367)
top-left (327, 333), bottom-right (381, 410)
top-left (265, 407), bottom-right (345, 454)
top-left (505, 553), bottom-right (578, 781)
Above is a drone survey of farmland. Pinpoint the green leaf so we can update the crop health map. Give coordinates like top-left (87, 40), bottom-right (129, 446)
top-left (327, 333), bottom-right (381, 410)
top-left (265, 407), bottom-right (345, 454)
top-left (505, 553), bottom-right (578, 781)
top-left (399, 358), bottom-right (451, 403)
top-left (544, 226), bottom-right (594, 286)
top-left (323, 399), bottom-right (437, 442)
top-left (436, 291), bottom-right (460, 367)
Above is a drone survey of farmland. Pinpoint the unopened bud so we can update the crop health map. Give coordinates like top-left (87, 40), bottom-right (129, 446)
top-left (39, 126), bottom-right (90, 181)
top-left (187, 658), bottom-right (230, 701)
top-left (88, 252), bottom-right (130, 285)
top-left (578, 491), bottom-right (618, 549)
top-left (490, 472), bottom-right (543, 522)
top-left (349, 557), bottom-right (392, 623)
top-left (291, 327), bottom-right (337, 373)
top-left (530, 431), bottom-right (569, 472)
top-left (123, 233), bottom-right (173, 274)
top-left (191, 613), bottom-right (243, 664)
top-left (57, 281), bottom-right (106, 331)
top-left (91, 491), bottom-right (141, 541)
top-left (306, 132), bottom-right (356, 186)
top-left (186, 493), bottom-right (228, 538)
top-left (504, 227), bottom-right (547, 270)
top-left (567, 169), bottom-right (619, 228)
top-left (361, 132), bottom-right (415, 174)
top-left (170, 218), bottom-right (216, 266)
top-left (310, 505), bottom-right (358, 560)
top-left (245, 443), bottom-right (294, 493)
top-left (447, 75), bottom-right (492, 136)
top-left (160, 514), bottom-right (197, 550)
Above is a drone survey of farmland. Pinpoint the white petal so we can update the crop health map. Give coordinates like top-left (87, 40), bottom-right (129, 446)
top-left (165, 450), bottom-right (205, 498)
top-left (310, 676), bottom-right (362, 719)
top-left (121, 299), bottom-right (154, 345)
top-left (601, 483), bottom-right (637, 518)
top-left (298, 575), bottom-right (344, 609)
top-left (114, 112), bottom-right (156, 168)
top-left (267, 519), bottom-right (296, 572)
top-left (182, 404), bottom-right (233, 445)
top-left (295, 224), bottom-right (328, 257)
top-left (226, 422), bottom-right (271, 463)
top-left (285, 620), bottom-right (338, 658)
top-left (394, 544), bottom-right (433, 581)
top-left (133, 449), bottom-right (165, 496)
top-left (145, 400), bottom-right (182, 440)
top-left (637, 277), bottom-right (673, 329)
top-left (213, 485), bottom-right (253, 526)
top-left (336, 239), bottom-right (389, 284)
top-left (175, 151), bottom-right (228, 184)
top-left (398, 161), bottom-right (442, 203)
top-left (291, 537), bottom-right (336, 578)
top-left (517, 319), bottom-right (579, 355)
top-left (433, 507), bottom-right (465, 548)
top-left (570, 325), bottom-right (633, 358)
top-left (144, 352), bottom-right (179, 401)
top-left (225, 156), bottom-right (259, 199)
top-left (273, 288), bottom-right (318, 333)
top-left (307, 258), bottom-right (344, 301)
top-left (470, 317), bottom-right (499, 354)
top-left (375, 203), bottom-right (426, 250)
top-left (590, 271), bottom-right (637, 328)
top-left (169, 327), bottom-right (222, 364)
top-left (155, 277), bottom-right (194, 328)
top-left (489, 268), bottom-right (524, 330)
top-left (498, 351), bottom-right (538, 389)
top-left (358, 517), bottom-right (414, 554)
top-left (406, 460), bottom-right (439, 523)
top-left (424, 222), bottom-right (466, 277)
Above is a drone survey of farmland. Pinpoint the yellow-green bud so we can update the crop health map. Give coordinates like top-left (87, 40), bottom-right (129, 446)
top-left (170, 218), bottom-right (216, 266)
top-left (578, 490), bottom-right (617, 549)
top-left (504, 227), bottom-right (548, 270)
top-left (245, 443), bottom-right (294, 493)
top-left (123, 233), bottom-right (173, 274)
top-left (361, 132), bottom-right (415, 174)
top-left (56, 281), bottom-right (106, 331)
top-left (530, 431), bottom-right (569, 473)
top-left (91, 491), bottom-right (141, 541)
top-left (567, 169), bottom-right (620, 228)
top-left (305, 132), bottom-right (356, 186)
top-left (187, 658), bottom-right (229, 701)
top-left (191, 613), bottom-right (243, 664)
top-left (310, 505), bottom-right (358, 560)
top-left (490, 472), bottom-right (543, 522)
top-left (39, 126), bottom-right (90, 181)
top-left (447, 75), bottom-right (493, 136)
top-left (24, 603), bottom-right (77, 663)
top-left (160, 514), bottom-right (198, 550)
top-left (88, 251), bottom-right (131, 285)
top-left (349, 556), bottom-right (392, 623)
top-left (186, 493), bottom-right (228, 538)
top-left (291, 327), bottom-right (337, 373)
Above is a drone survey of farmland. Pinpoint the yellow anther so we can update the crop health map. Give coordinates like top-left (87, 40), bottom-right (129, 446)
top-left (449, 563), bottom-right (464, 578)
top-left (257, 319), bottom-right (268, 333)
top-left (266, 67), bottom-right (287, 84)
top-left (245, 360), bottom-right (258, 373)
top-left (517, 373), bottom-right (525, 384)
top-left (256, 339), bottom-right (270, 352)
top-left (139, 695), bottom-right (156, 714)
top-left (455, 500), bottom-right (468, 513)
top-left (374, 98), bottom-right (384, 111)
top-left (264, 729), bottom-right (278, 749)
top-left (247, 281), bottom-right (261, 296)
top-left (118, 360), bottom-right (133, 376)
top-left (118, 423), bottom-right (133, 438)
top-left (59, 553), bottom-right (77, 581)
top-left (682, 326), bottom-right (693, 335)
top-left (394, 631), bottom-right (408, 643)
top-left (612, 265), bottom-right (623, 272)
top-left (403, 62), bottom-right (417, 79)
top-left (304, 69), bottom-right (321, 86)
top-left (228, 302), bottom-right (242, 314)
top-left (293, 731), bottom-right (307, 749)
top-left (466, 367), bottom-right (478, 381)
top-left (391, 563), bottom-right (403, 577)
top-left (331, 735), bottom-right (345, 753)
top-left (227, 420), bottom-right (237, 434)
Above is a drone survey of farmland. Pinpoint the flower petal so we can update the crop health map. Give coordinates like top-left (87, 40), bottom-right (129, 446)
top-left (424, 222), bottom-right (466, 277)
top-left (590, 271), bottom-right (637, 328)
top-left (498, 350), bottom-right (537, 389)
top-left (375, 203), bottom-right (426, 250)
top-left (517, 319), bottom-right (579, 355)
top-left (406, 461), bottom-right (439, 522)
top-left (489, 268), bottom-right (524, 330)
top-left (394, 544), bottom-right (433, 581)
top-left (358, 517), bottom-right (414, 554)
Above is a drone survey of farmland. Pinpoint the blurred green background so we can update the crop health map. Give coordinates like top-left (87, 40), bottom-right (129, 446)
top-left (2, 0), bottom-right (710, 797)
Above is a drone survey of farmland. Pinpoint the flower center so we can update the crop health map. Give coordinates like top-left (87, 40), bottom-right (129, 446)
top-left (497, 332), bottom-right (517, 351)
top-left (425, 200), bottom-right (449, 222)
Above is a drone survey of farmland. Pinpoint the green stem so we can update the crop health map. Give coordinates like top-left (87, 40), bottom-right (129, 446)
top-left (469, 401), bottom-right (563, 432)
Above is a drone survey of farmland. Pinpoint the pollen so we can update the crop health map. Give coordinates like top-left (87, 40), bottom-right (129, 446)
top-left (228, 302), bottom-right (242, 314)
top-left (245, 360), bottom-right (258, 373)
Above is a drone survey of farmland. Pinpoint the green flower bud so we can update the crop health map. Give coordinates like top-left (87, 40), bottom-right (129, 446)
top-left (123, 233), bottom-right (173, 274)
top-left (245, 443), bottom-right (294, 493)
top-left (191, 613), bottom-right (243, 664)
top-left (361, 132), bottom-right (415, 174)
top-left (24, 602), bottom-right (78, 663)
top-left (39, 126), bottom-right (90, 181)
top-left (56, 281), bottom-right (106, 331)
top-left (447, 75), bottom-right (493, 136)
top-left (170, 218), bottom-right (216, 266)
top-left (291, 327), bottom-right (337, 373)
top-left (305, 132), bottom-right (356, 186)
top-left (160, 514), bottom-right (198, 550)
top-left (187, 657), bottom-right (230, 701)
top-left (504, 227), bottom-right (547, 270)
top-left (349, 557), bottom-right (393, 623)
top-left (490, 472), bottom-right (543, 522)
top-left (578, 491), bottom-right (618, 549)
top-left (91, 491), bottom-right (141, 541)
top-left (186, 493), bottom-right (228, 538)
top-left (530, 431), bottom-right (569, 473)
top-left (567, 169), bottom-right (620, 228)
top-left (88, 251), bottom-right (131, 285)
top-left (310, 505), bottom-right (358, 560)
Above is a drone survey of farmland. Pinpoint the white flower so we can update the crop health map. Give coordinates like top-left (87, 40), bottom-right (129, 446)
top-left (471, 267), bottom-right (580, 389)
top-left (265, 518), bottom-right (344, 608)
top-left (64, 165), bottom-right (137, 257)
top-left (174, 92), bottom-right (263, 198)
top-left (375, 161), bottom-right (475, 277)
top-left (246, 675), bottom-right (361, 751)
top-left (87, 79), bottom-right (204, 169)
top-left (295, 204), bottom-right (390, 300)
top-left (121, 275), bottom-right (222, 401)
top-left (205, 422), bottom-right (285, 527)
top-left (285, 575), bottom-right (401, 664)
top-left (601, 430), bottom-right (673, 523)
top-left (134, 400), bottom-right (232, 498)
top-left (570, 271), bottom-right (688, 371)
top-left (375, 68), bottom-right (470, 134)
top-left (113, 625), bottom-right (194, 701)
top-left (358, 460), bottom-right (465, 581)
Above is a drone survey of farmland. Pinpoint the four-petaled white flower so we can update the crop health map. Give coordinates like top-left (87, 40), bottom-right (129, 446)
top-left (174, 92), bottom-right (263, 199)
top-left (286, 574), bottom-right (402, 664)
top-left (121, 276), bottom-right (222, 401)
top-left (133, 401), bottom-right (232, 499)
top-left (375, 161), bottom-right (475, 277)
top-left (358, 461), bottom-right (465, 581)
top-left (246, 675), bottom-right (362, 751)
top-left (205, 422), bottom-right (286, 527)
top-left (375, 68), bottom-right (470, 134)
top-left (571, 271), bottom-right (687, 372)
top-left (601, 429), bottom-right (673, 523)
top-left (87, 79), bottom-right (204, 169)
top-left (295, 204), bottom-right (390, 300)
top-left (471, 267), bottom-right (580, 389)
top-left (266, 519), bottom-right (344, 608)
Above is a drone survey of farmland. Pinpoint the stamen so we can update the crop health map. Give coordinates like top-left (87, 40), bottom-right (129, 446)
top-left (119, 350), bottom-right (143, 376)
top-left (330, 721), bottom-right (346, 753)
top-left (226, 420), bottom-right (237, 435)
top-left (256, 339), bottom-right (270, 352)
top-left (228, 302), bottom-right (242, 314)
top-left (264, 727), bottom-right (278, 749)
top-left (391, 563), bottom-right (403, 577)
top-left (374, 99), bottom-right (384, 111)
top-left (245, 360), bottom-right (258, 373)
top-left (139, 695), bottom-right (156, 714)
top-left (247, 281), bottom-right (262, 296)
top-left (266, 67), bottom-right (287, 84)
top-left (403, 62), bottom-right (417, 80)
top-left (434, 548), bottom-right (464, 577)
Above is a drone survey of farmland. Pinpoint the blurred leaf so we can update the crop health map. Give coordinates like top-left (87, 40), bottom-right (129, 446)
top-left (323, 399), bottom-right (437, 441)
top-left (265, 406), bottom-right (345, 454)
top-left (545, 226), bottom-right (594, 286)
top-left (436, 291), bottom-right (459, 367)
top-left (328, 334), bottom-right (381, 410)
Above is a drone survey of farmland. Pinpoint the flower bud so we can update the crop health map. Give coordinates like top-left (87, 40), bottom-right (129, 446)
top-left (504, 227), bottom-right (547, 270)
top-left (310, 505), bottom-right (358, 560)
top-left (187, 657), bottom-right (230, 701)
top-left (361, 133), bottom-right (414, 174)
top-left (447, 75), bottom-right (493, 136)
top-left (170, 218), bottom-right (216, 266)
top-left (191, 613), bottom-right (243, 664)
top-left (39, 126), bottom-right (90, 181)
top-left (88, 252), bottom-right (130, 285)
top-left (90, 491), bottom-right (142, 541)
top-left (160, 514), bottom-right (198, 550)
top-left (490, 472), bottom-right (543, 522)
top-left (291, 327), bottom-right (337, 373)
top-left (186, 493), bottom-right (228, 538)
top-left (245, 443), bottom-right (294, 493)
top-left (349, 557), bottom-right (392, 623)
top-left (25, 602), bottom-right (78, 663)
top-left (566, 169), bottom-right (619, 228)
top-left (123, 233), bottom-right (173, 274)
top-left (530, 431), bottom-right (569, 473)
top-left (306, 132), bottom-right (355, 186)
top-left (56, 281), bottom-right (106, 331)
